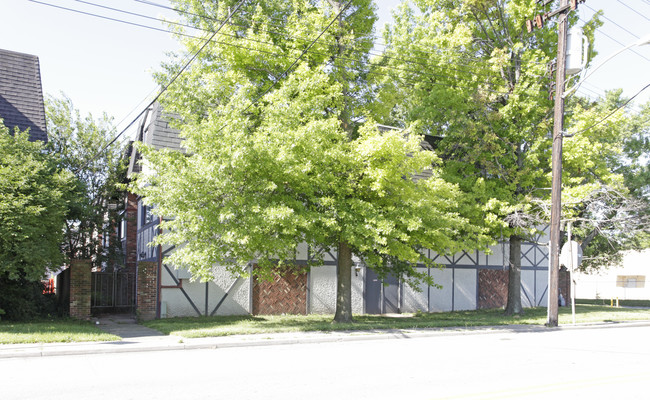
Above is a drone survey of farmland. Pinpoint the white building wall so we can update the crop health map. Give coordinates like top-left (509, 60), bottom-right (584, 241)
top-left (536, 270), bottom-right (549, 307)
top-left (308, 265), bottom-right (364, 314)
top-left (159, 264), bottom-right (250, 318)
top-left (211, 268), bottom-right (251, 316)
top-left (429, 268), bottom-right (453, 312)
top-left (486, 243), bottom-right (506, 268)
top-left (156, 240), bottom-right (550, 317)
top-left (309, 265), bottom-right (336, 314)
top-left (520, 270), bottom-right (536, 308)
top-left (402, 267), bottom-right (429, 313)
top-left (351, 267), bottom-right (364, 314)
top-left (453, 269), bottom-right (477, 310)
top-left (574, 250), bottom-right (650, 300)
top-left (521, 244), bottom-right (535, 267)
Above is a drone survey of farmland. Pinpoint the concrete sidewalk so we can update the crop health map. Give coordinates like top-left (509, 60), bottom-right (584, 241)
top-left (2, 317), bottom-right (650, 359)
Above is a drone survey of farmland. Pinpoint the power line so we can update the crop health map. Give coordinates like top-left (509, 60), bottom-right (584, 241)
top-left (93, 0), bottom-right (496, 80)
top-left (78, 0), bottom-right (249, 170)
top-left (133, 0), bottom-right (538, 73)
top-left (73, 0), bottom-right (298, 57)
top-left (584, 4), bottom-right (642, 41)
top-left (29, 0), bottom-right (277, 57)
top-left (577, 81), bottom-right (611, 99)
top-left (30, 0), bottom-right (517, 94)
top-left (579, 16), bottom-right (650, 63)
top-left (566, 82), bottom-right (650, 137)
top-left (576, 86), bottom-right (603, 99)
top-left (37, 0), bottom-right (548, 94)
top-left (31, 0), bottom-right (550, 147)
top-left (28, 0), bottom-right (182, 33)
top-left (30, 0), bottom-right (528, 112)
top-left (617, 0), bottom-right (650, 22)
top-left (112, 85), bottom-right (159, 135)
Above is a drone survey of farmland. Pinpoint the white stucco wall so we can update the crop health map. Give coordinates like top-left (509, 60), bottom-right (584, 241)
top-left (157, 239), bottom-right (550, 317)
top-left (520, 270), bottom-right (536, 308)
top-left (402, 267), bottom-right (429, 313)
top-left (351, 267), bottom-right (364, 314)
top-left (536, 270), bottom-right (549, 307)
top-left (486, 243), bottom-right (506, 267)
top-left (429, 268), bottom-right (453, 312)
top-left (308, 265), bottom-right (363, 314)
top-left (159, 266), bottom-right (250, 318)
top-left (574, 250), bottom-right (650, 300)
top-left (453, 269), bottom-right (477, 310)
top-left (211, 267), bottom-right (250, 315)
top-left (309, 265), bottom-right (336, 314)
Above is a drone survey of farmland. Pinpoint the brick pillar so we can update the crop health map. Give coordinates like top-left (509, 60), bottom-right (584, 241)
top-left (137, 261), bottom-right (158, 320)
top-left (69, 259), bottom-right (92, 319)
top-left (124, 192), bottom-right (138, 273)
top-left (559, 267), bottom-right (572, 306)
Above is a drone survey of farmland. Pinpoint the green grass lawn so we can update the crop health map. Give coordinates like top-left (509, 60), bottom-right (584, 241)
top-left (143, 304), bottom-right (650, 338)
top-left (576, 298), bottom-right (650, 307)
top-left (0, 319), bottom-right (120, 345)
top-left (2, 304), bottom-right (648, 344)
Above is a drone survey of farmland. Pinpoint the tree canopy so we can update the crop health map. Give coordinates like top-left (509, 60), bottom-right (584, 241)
top-left (133, 0), bottom-right (490, 322)
top-left (0, 125), bottom-right (71, 281)
top-left (132, 0), bottom-right (647, 320)
top-left (375, 0), bottom-right (609, 314)
top-left (558, 92), bottom-right (650, 271)
top-left (45, 94), bottom-right (126, 267)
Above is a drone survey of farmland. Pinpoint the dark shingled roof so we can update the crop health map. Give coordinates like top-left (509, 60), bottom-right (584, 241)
top-left (0, 48), bottom-right (48, 142)
top-left (127, 103), bottom-right (184, 178)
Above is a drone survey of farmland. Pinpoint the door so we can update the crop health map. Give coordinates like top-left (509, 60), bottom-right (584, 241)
top-left (365, 268), bottom-right (400, 314)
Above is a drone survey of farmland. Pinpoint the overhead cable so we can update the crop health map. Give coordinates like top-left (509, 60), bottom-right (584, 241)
top-left (566, 82), bottom-right (650, 137)
top-left (74, 0), bottom-right (250, 170)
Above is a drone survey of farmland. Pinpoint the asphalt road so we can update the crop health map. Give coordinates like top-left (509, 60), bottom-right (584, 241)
top-left (2, 325), bottom-right (648, 399)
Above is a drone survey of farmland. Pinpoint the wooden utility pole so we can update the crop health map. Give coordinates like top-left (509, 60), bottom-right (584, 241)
top-left (548, 0), bottom-right (570, 327)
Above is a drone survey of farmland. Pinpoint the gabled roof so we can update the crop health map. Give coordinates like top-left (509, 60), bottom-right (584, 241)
top-left (0, 48), bottom-right (48, 142)
top-left (127, 103), bottom-right (184, 178)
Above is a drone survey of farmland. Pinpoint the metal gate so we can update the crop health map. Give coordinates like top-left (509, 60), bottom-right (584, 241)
top-left (91, 271), bottom-right (136, 314)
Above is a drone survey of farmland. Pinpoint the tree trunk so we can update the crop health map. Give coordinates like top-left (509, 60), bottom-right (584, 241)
top-left (333, 240), bottom-right (354, 323)
top-left (504, 234), bottom-right (523, 315)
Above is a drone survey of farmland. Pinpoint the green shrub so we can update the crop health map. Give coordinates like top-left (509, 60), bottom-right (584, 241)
top-left (0, 274), bottom-right (58, 321)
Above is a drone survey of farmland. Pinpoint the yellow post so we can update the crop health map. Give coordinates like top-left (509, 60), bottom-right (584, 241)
top-left (611, 298), bottom-right (614, 307)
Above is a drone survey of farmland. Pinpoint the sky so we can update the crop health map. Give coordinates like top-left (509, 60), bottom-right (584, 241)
top-left (1, 0), bottom-right (649, 141)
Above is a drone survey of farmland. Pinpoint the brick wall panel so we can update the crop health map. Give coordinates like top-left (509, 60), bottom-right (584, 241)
top-left (478, 269), bottom-right (509, 309)
top-left (253, 267), bottom-right (307, 315)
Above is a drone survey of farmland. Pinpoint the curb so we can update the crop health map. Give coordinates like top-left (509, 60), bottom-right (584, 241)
top-left (2, 320), bottom-right (650, 359)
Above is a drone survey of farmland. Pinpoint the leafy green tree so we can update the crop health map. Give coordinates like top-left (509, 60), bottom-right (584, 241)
top-left (0, 125), bottom-right (71, 282)
top-left (45, 95), bottom-right (126, 267)
top-left (133, 0), bottom-right (489, 322)
top-left (621, 102), bottom-right (650, 201)
top-left (377, 0), bottom-right (603, 314)
top-left (618, 100), bottom-right (650, 249)
top-left (558, 92), bottom-right (650, 271)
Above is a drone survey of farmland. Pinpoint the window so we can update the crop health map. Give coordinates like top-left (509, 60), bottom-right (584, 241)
top-left (141, 204), bottom-right (155, 226)
top-left (119, 218), bottom-right (127, 240)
